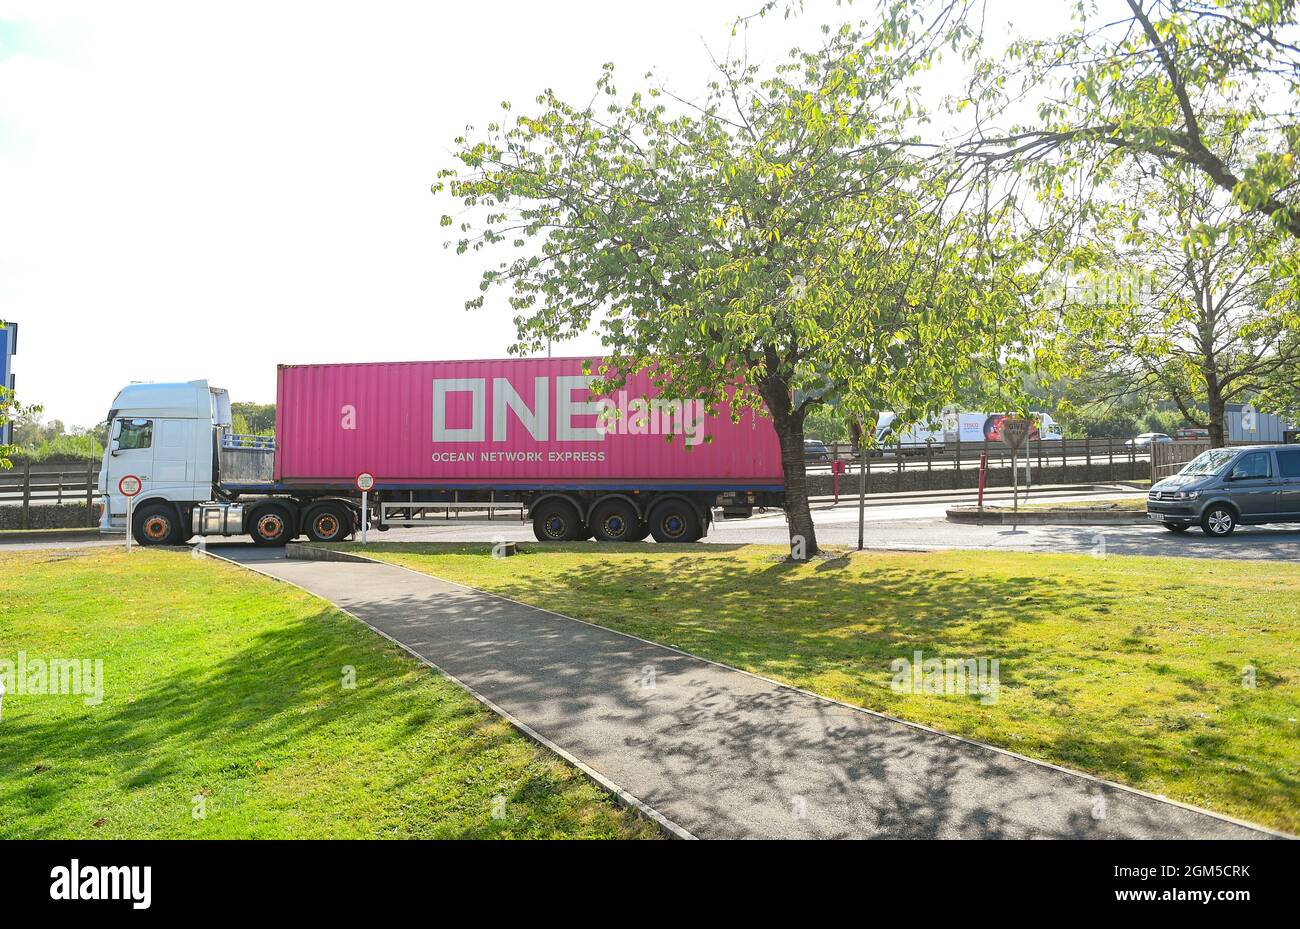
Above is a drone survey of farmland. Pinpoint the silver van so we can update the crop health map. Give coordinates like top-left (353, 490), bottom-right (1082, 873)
top-left (1147, 445), bottom-right (1300, 536)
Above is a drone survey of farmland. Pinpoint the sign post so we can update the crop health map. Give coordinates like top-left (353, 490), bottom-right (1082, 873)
top-left (355, 472), bottom-right (375, 544)
top-left (852, 418), bottom-right (868, 551)
top-left (1000, 418), bottom-right (1031, 529)
top-left (118, 474), bottom-right (142, 552)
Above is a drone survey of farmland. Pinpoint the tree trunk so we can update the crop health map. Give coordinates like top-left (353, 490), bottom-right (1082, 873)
top-left (1201, 379), bottom-right (1222, 449)
top-left (758, 375), bottom-right (820, 560)
top-left (1208, 394), bottom-right (1227, 448)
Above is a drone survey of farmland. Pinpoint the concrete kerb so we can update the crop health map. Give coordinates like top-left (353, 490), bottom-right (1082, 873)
top-left (0, 528), bottom-right (104, 544)
top-left (277, 541), bottom-right (1289, 840)
top-left (947, 507), bottom-right (1149, 526)
top-left (286, 544), bottom-right (374, 564)
top-left (206, 545), bottom-right (696, 840)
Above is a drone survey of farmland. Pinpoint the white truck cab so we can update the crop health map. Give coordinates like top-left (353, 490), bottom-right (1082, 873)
top-left (99, 379), bottom-right (354, 546)
top-left (99, 380), bottom-right (231, 538)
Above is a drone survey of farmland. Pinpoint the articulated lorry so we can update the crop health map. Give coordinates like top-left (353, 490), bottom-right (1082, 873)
top-left (99, 358), bottom-right (785, 546)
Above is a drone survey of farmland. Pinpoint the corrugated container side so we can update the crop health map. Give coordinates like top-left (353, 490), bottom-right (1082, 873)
top-left (274, 357), bottom-right (783, 488)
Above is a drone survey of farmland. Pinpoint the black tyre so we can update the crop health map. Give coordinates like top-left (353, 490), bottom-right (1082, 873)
top-left (626, 520), bottom-right (651, 542)
top-left (250, 505), bottom-right (294, 546)
top-left (133, 502), bottom-right (182, 546)
top-left (647, 499), bottom-right (702, 543)
top-left (1200, 505), bottom-right (1237, 537)
top-left (590, 498), bottom-right (642, 543)
top-left (531, 498), bottom-right (583, 542)
top-left (1163, 523), bottom-right (1191, 534)
top-left (305, 504), bottom-right (351, 543)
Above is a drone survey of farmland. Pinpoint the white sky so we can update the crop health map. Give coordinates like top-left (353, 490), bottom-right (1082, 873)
top-left (1, 0), bottom-right (1067, 427)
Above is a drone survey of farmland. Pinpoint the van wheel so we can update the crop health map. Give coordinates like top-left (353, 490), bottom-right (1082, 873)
top-left (591, 499), bottom-right (641, 543)
top-left (531, 499), bottom-right (583, 542)
top-left (1163, 523), bottom-right (1190, 534)
top-left (133, 503), bottom-right (182, 546)
top-left (1201, 506), bottom-right (1237, 537)
top-left (647, 499), bottom-right (702, 543)
top-left (305, 504), bottom-right (351, 543)
top-left (250, 505), bottom-right (294, 546)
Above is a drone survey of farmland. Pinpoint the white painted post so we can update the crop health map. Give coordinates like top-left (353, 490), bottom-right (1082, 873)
top-left (125, 495), bottom-right (134, 553)
top-left (361, 490), bottom-right (369, 544)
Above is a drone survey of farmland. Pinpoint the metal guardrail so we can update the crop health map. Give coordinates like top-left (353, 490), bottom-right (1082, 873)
top-left (812, 438), bottom-right (1152, 477)
top-left (222, 433), bottom-right (275, 449)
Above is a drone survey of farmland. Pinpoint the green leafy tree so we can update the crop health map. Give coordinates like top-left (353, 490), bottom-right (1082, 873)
top-left (1050, 164), bottom-right (1300, 447)
top-left (964, 1), bottom-right (1300, 241)
top-left (804, 405), bottom-right (852, 444)
top-left (231, 401), bottom-right (275, 435)
top-left (437, 6), bottom-right (1041, 556)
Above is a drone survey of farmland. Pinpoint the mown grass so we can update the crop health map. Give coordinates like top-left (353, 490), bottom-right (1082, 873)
top-left (0, 548), bottom-right (657, 839)
top-left (344, 541), bottom-right (1300, 834)
top-left (1016, 497), bottom-right (1147, 511)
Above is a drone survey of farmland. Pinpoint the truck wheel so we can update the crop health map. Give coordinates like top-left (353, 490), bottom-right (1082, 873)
top-left (627, 520), bottom-right (651, 542)
top-left (531, 499), bottom-right (583, 542)
top-left (250, 505), bottom-right (294, 546)
top-left (647, 499), bottom-right (702, 543)
top-left (133, 503), bottom-right (182, 546)
top-left (1201, 505), bottom-right (1237, 537)
top-left (590, 499), bottom-right (641, 543)
top-left (305, 504), bottom-right (351, 543)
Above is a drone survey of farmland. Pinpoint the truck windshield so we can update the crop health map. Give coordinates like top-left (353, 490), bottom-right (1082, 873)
top-left (1179, 448), bottom-right (1238, 476)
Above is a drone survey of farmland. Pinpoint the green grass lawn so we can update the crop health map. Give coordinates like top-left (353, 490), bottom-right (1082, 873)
top-left (0, 548), bottom-right (656, 839)
top-left (342, 542), bottom-right (1300, 833)
top-left (1017, 496), bottom-right (1147, 511)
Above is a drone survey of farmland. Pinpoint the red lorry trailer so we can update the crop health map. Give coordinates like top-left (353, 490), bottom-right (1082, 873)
top-left (189, 357), bottom-right (785, 545)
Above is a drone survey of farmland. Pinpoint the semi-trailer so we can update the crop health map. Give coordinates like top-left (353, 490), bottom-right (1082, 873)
top-left (98, 357), bottom-right (785, 546)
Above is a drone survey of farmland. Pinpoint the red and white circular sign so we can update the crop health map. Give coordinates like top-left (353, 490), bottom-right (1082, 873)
top-left (118, 475), bottom-right (143, 497)
top-left (355, 472), bottom-right (376, 492)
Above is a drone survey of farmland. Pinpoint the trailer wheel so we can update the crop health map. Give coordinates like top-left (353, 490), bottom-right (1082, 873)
top-left (305, 504), bottom-right (351, 543)
top-left (531, 498), bottom-right (583, 542)
top-left (647, 499), bottom-right (702, 543)
top-left (250, 505), bottom-right (294, 546)
top-left (627, 520), bottom-right (651, 542)
top-left (590, 498), bottom-right (642, 543)
top-left (133, 502), bottom-right (182, 546)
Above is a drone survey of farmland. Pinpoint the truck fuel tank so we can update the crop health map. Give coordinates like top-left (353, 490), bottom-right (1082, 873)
top-left (193, 502), bottom-right (245, 536)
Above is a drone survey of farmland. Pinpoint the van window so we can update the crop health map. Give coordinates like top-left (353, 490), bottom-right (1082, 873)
top-left (1278, 449), bottom-right (1300, 479)
top-left (1232, 451), bottom-right (1272, 480)
top-left (117, 418), bottom-right (153, 450)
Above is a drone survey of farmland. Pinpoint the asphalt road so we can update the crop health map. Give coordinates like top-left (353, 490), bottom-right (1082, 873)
top-left (8, 489), bottom-right (1299, 560)
top-left (319, 489), bottom-right (1300, 562)
top-left (215, 546), bottom-right (1278, 840)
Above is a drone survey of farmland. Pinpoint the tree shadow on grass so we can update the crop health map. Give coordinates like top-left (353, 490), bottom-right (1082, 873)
top-left (296, 566), bottom-right (1279, 838)
top-left (0, 605), bottom-right (621, 839)
top-left (368, 546), bottom-right (1295, 834)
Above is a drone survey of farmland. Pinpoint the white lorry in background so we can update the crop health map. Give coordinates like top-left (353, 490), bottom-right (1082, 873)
top-left (875, 411), bottom-right (1063, 454)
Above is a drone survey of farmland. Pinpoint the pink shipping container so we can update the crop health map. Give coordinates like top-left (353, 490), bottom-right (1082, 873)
top-left (274, 357), bottom-right (784, 490)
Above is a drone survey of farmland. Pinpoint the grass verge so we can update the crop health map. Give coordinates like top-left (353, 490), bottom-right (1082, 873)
top-left (0, 548), bottom-right (657, 839)
top-left (342, 541), bottom-right (1300, 834)
top-left (1018, 497), bottom-right (1147, 511)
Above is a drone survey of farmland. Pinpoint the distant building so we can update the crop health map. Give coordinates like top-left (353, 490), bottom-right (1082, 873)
top-left (0, 322), bottom-right (16, 446)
